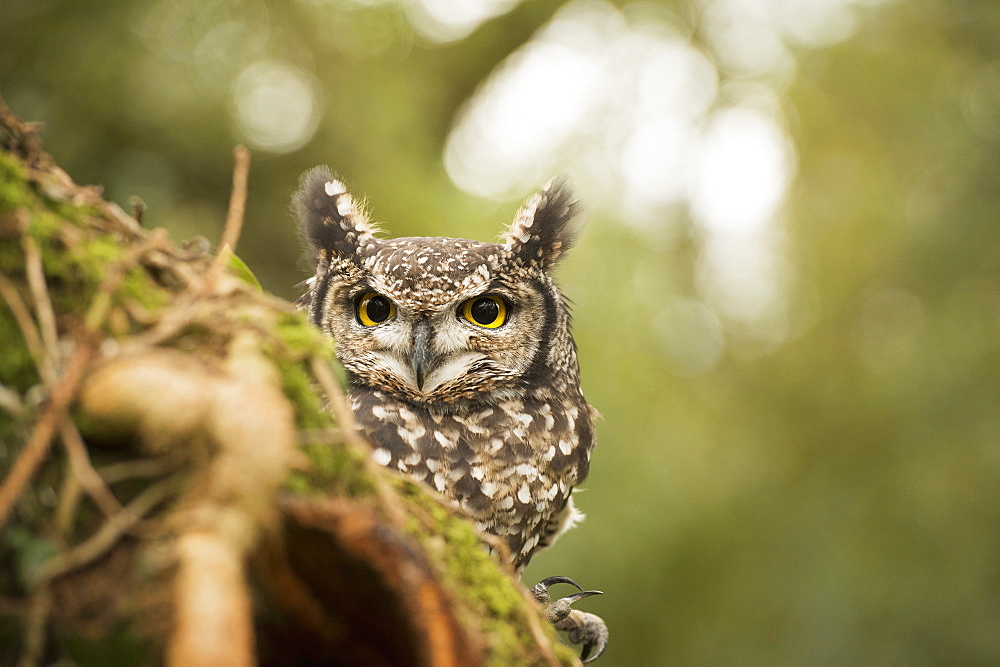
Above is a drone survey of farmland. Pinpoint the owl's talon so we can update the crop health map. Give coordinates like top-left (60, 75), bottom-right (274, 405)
top-left (534, 575), bottom-right (583, 596)
top-left (532, 577), bottom-right (608, 662)
top-left (560, 610), bottom-right (608, 663)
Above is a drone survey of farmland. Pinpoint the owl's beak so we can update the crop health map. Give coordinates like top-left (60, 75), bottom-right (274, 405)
top-left (410, 321), bottom-right (433, 389)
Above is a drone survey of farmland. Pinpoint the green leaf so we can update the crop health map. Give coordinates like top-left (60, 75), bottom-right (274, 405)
top-left (228, 253), bottom-right (262, 290)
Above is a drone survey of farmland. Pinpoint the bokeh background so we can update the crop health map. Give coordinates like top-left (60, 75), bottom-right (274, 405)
top-left (3, 0), bottom-right (998, 662)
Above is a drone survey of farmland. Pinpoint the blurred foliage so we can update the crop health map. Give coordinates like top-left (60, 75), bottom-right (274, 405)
top-left (2, 0), bottom-right (998, 663)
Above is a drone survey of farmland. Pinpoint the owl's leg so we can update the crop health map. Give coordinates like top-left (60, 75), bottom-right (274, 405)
top-left (531, 576), bottom-right (608, 663)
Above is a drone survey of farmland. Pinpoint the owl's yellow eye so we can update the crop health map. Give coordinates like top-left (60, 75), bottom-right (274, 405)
top-left (356, 292), bottom-right (396, 326)
top-left (461, 295), bottom-right (507, 328)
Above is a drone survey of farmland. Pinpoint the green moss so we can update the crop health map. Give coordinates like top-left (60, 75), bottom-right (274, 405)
top-left (286, 440), bottom-right (374, 498)
top-left (274, 311), bottom-right (331, 359)
top-left (0, 152), bottom-right (30, 212)
top-left (18, 210), bottom-right (166, 334)
top-left (72, 235), bottom-right (123, 283)
top-left (268, 350), bottom-right (328, 432)
top-left (118, 263), bottom-right (171, 313)
top-left (27, 209), bottom-right (65, 244)
top-left (395, 479), bottom-right (576, 665)
top-left (0, 305), bottom-right (39, 394)
top-left (267, 311), bottom-right (343, 431)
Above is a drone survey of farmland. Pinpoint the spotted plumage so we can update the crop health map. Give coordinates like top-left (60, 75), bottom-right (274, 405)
top-left (293, 165), bottom-right (596, 569)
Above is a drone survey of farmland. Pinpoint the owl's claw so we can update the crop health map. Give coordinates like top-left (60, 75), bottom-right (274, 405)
top-left (532, 576), bottom-right (609, 663)
top-left (534, 575), bottom-right (584, 594)
top-left (557, 609), bottom-right (608, 663)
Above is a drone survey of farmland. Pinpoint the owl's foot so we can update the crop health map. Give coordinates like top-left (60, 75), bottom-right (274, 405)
top-left (531, 576), bottom-right (608, 663)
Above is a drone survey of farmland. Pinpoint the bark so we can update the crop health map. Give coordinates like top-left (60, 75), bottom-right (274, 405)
top-left (0, 101), bottom-right (577, 666)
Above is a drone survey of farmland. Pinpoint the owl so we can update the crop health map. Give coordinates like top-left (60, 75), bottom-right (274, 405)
top-left (293, 166), bottom-right (606, 660)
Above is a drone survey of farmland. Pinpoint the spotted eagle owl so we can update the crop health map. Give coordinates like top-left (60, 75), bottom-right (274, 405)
top-left (292, 167), bottom-right (607, 661)
top-left (293, 165), bottom-right (596, 570)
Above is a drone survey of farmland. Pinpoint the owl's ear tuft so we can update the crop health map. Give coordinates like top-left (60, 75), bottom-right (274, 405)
top-left (292, 165), bottom-right (380, 264)
top-left (503, 178), bottom-right (581, 270)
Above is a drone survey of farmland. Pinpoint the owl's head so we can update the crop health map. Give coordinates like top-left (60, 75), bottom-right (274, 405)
top-left (293, 166), bottom-right (583, 406)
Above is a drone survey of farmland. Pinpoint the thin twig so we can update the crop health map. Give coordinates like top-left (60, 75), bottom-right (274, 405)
top-left (118, 290), bottom-right (202, 350)
top-left (0, 383), bottom-right (25, 417)
top-left (16, 240), bottom-right (121, 521)
top-left (83, 228), bottom-right (169, 332)
top-left (31, 479), bottom-right (174, 585)
top-left (54, 465), bottom-right (83, 538)
top-left (22, 236), bottom-right (59, 358)
top-left (0, 271), bottom-right (53, 384)
top-left (309, 356), bottom-right (363, 450)
top-left (0, 343), bottom-right (93, 530)
top-left (18, 587), bottom-right (50, 667)
top-left (96, 457), bottom-right (177, 484)
top-left (213, 145), bottom-right (251, 270)
top-left (59, 419), bottom-right (124, 517)
top-left (129, 195), bottom-right (146, 225)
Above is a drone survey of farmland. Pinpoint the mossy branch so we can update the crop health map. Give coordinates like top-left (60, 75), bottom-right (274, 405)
top-left (0, 100), bottom-right (577, 666)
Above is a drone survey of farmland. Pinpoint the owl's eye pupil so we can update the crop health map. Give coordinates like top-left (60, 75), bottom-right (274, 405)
top-left (365, 295), bottom-right (392, 322)
top-left (357, 292), bottom-right (396, 326)
top-left (470, 297), bottom-right (499, 325)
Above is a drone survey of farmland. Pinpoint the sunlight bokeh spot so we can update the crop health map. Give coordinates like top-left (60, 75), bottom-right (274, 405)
top-left (445, 0), bottom-right (719, 202)
top-left (445, 18), bottom-right (608, 198)
top-left (619, 117), bottom-right (695, 208)
top-left (702, 0), bottom-right (793, 77)
top-left (444, 0), bottom-right (802, 339)
top-left (635, 35), bottom-right (718, 119)
top-left (691, 107), bottom-right (793, 332)
top-left (691, 107), bottom-right (792, 235)
top-left (231, 60), bottom-right (321, 153)
top-left (134, 0), bottom-right (271, 65)
top-left (405, 0), bottom-right (522, 42)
